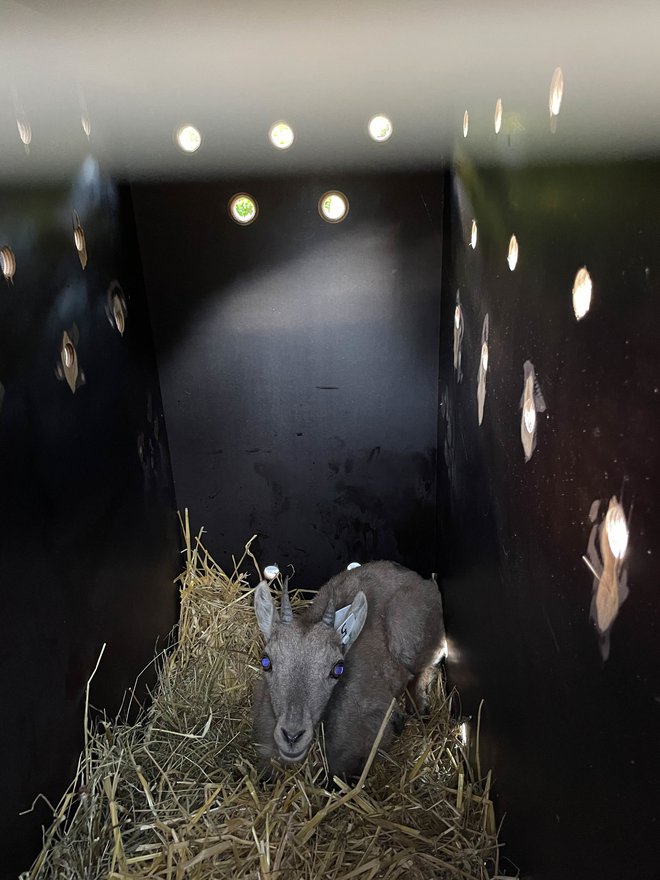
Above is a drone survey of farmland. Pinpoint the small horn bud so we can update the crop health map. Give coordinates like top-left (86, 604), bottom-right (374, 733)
top-left (322, 597), bottom-right (335, 627)
top-left (280, 577), bottom-right (293, 624)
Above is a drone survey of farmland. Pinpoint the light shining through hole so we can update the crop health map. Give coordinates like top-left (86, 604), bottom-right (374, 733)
top-left (17, 118), bottom-right (31, 146)
top-left (74, 227), bottom-right (85, 252)
top-left (481, 342), bottom-right (489, 373)
top-left (549, 67), bottom-right (564, 117)
top-left (319, 191), bottom-right (349, 223)
top-left (269, 121), bottom-right (294, 150)
top-left (470, 220), bottom-right (477, 249)
top-left (523, 398), bottom-right (536, 434)
top-left (605, 503), bottom-right (629, 560)
top-left (454, 305), bottom-right (461, 329)
top-left (463, 110), bottom-right (469, 138)
top-left (494, 99), bottom-right (503, 134)
top-left (63, 342), bottom-right (75, 369)
top-left (229, 194), bottom-right (258, 225)
top-left (368, 115), bottom-right (393, 142)
top-left (572, 267), bottom-right (592, 320)
top-left (460, 722), bottom-right (468, 746)
top-left (176, 124), bottom-right (202, 153)
top-left (508, 234), bottom-right (519, 271)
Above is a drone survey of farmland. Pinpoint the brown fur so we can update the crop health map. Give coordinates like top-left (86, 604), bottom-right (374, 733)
top-left (253, 561), bottom-right (445, 780)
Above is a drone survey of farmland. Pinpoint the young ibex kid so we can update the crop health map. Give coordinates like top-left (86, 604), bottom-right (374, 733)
top-left (252, 561), bottom-right (445, 780)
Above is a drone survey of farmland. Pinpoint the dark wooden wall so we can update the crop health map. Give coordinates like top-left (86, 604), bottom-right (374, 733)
top-left (0, 163), bottom-right (179, 879)
top-left (131, 173), bottom-right (444, 588)
top-left (439, 160), bottom-right (660, 880)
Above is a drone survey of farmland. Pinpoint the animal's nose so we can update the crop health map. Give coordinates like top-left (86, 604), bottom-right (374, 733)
top-left (281, 728), bottom-right (305, 746)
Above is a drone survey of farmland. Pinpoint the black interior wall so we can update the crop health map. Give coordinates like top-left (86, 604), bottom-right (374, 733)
top-left (0, 165), bottom-right (179, 878)
top-left (440, 161), bottom-right (660, 880)
top-left (132, 173), bottom-right (443, 587)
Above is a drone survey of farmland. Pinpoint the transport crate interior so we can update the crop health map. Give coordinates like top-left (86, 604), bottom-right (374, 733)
top-left (0, 3), bottom-right (658, 879)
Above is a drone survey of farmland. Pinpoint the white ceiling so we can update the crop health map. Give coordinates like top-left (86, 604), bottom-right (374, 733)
top-left (1, 0), bottom-right (660, 180)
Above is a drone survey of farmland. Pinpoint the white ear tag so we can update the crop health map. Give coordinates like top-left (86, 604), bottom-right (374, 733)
top-left (333, 604), bottom-right (351, 629)
top-left (338, 612), bottom-right (357, 647)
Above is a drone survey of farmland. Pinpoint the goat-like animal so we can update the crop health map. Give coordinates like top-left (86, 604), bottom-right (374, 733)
top-left (252, 561), bottom-right (445, 780)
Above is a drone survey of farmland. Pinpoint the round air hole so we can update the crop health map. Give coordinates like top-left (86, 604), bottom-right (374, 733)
top-left (523, 397), bottom-right (536, 434)
top-left (470, 219), bottom-right (478, 249)
top-left (463, 110), bottom-right (469, 138)
top-left (269, 121), bottom-right (294, 150)
top-left (229, 193), bottom-right (258, 225)
top-left (494, 98), bottom-right (503, 134)
top-left (319, 191), bottom-right (349, 223)
top-left (507, 234), bottom-right (519, 271)
top-left (0, 246), bottom-right (16, 283)
top-left (114, 300), bottom-right (125, 335)
top-left (368, 115), bottom-right (393, 143)
top-left (74, 226), bottom-right (85, 252)
top-left (572, 267), bottom-right (592, 320)
top-left (454, 304), bottom-right (462, 329)
top-left (605, 500), bottom-right (628, 560)
top-left (481, 342), bottom-right (489, 373)
top-left (175, 124), bottom-right (202, 153)
top-left (549, 67), bottom-right (564, 118)
top-left (17, 118), bottom-right (31, 147)
top-left (63, 341), bottom-right (75, 368)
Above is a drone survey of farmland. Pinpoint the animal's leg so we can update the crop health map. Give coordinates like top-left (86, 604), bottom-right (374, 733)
top-left (405, 663), bottom-right (437, 716)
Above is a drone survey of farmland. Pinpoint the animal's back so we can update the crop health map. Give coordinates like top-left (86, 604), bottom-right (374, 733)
top-left (305, 561), bottom-right (445, 778)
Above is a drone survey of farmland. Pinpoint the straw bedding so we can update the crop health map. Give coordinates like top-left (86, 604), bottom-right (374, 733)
top-left (23, 515), bottom-right (507, 880)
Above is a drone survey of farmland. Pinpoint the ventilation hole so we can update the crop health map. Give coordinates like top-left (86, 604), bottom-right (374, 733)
top-left (72, 212), bottom-right (88, 269)
top-left (605, 499), bottom-right (628, 560)
top-left (175, 124), bottom-right (202, 153)
top-left (494, 99), bottom-right (503, 134)
top-left (368, 115), bottom-right (393, 143)
top-left (81, 114), bottom-right (92, 139)
top-left (107, 283), bottom-right (127, 335)
top-left (507, 234), bottom-right (519, 271)
top-left (269, 121), bottom-right (294, 150)
top-left (454, 305), bottom-right (462, 329)
top-left (113, 299), bottom-right (125, 335)
top-left (63, 341), bottom-right (75, 369)
top-left (0, 246), bottom-right (16, 283)
top-left (523, 397), bottom-right (536, 434)
top-left (463, 110), bottom-right (469, 138)
top-left (319, 191), bottom-right (349, 223)
top-left (549, 67), bottom-right (564, 118)
top-left (17, 117), bottom-right (31, 148)
top-left (470, 220), bottom-right (478, 249)
top-left (229, 193), bottom-right (258, 225)
top-left (481, 342), bottom-right (489, 373)
top-left (572, 267), bottom-right (592, 319)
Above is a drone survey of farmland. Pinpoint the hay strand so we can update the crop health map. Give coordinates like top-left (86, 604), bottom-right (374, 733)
top-left (22, 515), bottom-right (509, 880)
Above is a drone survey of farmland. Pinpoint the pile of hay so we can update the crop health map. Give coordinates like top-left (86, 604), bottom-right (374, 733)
top-left (24, 515), bottom-right (506, 880)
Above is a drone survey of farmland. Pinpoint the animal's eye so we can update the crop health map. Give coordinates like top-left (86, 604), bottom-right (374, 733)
top-left (261, 655), bottom-right (272, 671)
top-left (330, 661), bottom-right (344, 679)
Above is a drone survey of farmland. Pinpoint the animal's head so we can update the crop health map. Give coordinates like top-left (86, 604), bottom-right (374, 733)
top-left (253, 577), bottom-right (368, 764)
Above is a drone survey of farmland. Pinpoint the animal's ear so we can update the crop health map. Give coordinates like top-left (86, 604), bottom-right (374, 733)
top-left (254, 580), bottom-right (274, 638)
top-left (337, 590), bottom-right (368, 652)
